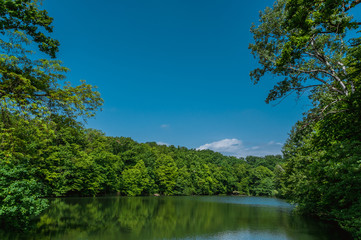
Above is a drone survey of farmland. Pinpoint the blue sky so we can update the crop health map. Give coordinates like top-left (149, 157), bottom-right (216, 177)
top-left (43, 0), bottom-right (311, 157)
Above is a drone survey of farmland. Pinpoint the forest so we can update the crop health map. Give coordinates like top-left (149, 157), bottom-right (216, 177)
top-left (0, 0), bottom-right (361, 239)
top-left (0, 113), bottom-right (284, 229)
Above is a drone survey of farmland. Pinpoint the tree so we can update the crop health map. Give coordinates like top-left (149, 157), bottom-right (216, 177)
top-left (0, 0), bottom-right (103, 230)
top-left (249, 0), bottom-right (360, 121)
top-left (279, 119), bottom-right (361, 238)
top-left (233, 163), bottom-right (250, 195)
top-left (249, 166), bottom-right (275, 196)
top-left (0, 0), bottom-right (60, 57)
top-left (0, 163), bottom-right (48, 230)
top-left (284, 0), bottom-right (361, 82)
top-left (0, 0), bottom-right (103, 123)
top-left (122, 160), bottom-right (151, 196)
top-left (251, 0), bottom-right (361, 238)
top-left (154, 154), bottom-right (178, 195)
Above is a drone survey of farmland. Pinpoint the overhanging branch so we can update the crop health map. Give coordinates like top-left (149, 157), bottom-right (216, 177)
top-left (345, 0), bottom-right (361, 11)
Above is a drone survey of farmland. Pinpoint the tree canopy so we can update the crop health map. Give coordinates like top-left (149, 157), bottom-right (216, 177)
top-left (249, 0), bottom-right (360, 121)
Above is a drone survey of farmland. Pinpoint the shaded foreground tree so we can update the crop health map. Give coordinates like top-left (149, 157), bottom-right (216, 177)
top-left (250, 0), bottom-right (361, 238)
top-left (0, 0), bottom-right (102, 230)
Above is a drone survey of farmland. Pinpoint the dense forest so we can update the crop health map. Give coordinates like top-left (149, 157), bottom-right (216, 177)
top-left (0, 0), bottom-right (361, 239)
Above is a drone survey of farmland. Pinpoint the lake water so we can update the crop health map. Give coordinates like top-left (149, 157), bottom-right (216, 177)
top-left (1, 196), bottom-right (352, 240)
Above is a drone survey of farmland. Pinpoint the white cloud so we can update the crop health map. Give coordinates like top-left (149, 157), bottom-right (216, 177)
top-left (197, 138), bottom-right (243, 153)
top-left (197, 138), bottom-right (245, 157)
top-left (197, 138), bottom-right (283, 158)
top-left (267, 141), bottom-right (283, 146)
top-left (157, 141), bottom-right (169, 146)
top-left (160, 124), bottom-right (170, 129)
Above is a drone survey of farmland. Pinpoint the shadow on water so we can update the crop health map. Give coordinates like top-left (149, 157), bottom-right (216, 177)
top-left (0, 196), bottom-right (352, 240)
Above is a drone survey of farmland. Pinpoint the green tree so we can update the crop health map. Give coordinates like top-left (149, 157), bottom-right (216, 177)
top-left (122, 160), bottom-right (151, 196)
top-left (0, 163), bottom-right (48, 230)
top-left (249, 166), bottom-right (275, 196)
top-left (251, 0), bottom-right (361, 237)
top-left (284, 0), bottom-right (361, 82)
top-left (0, 0), bottom-right (103, 230)
top-left (233, 163), bottom-right (250, 195)
top-left (190, 162), bottom-right (217, 195)
top-left (0, 1), bottom-right (102, 122)
top-left (154, 154), bottom-right (178, 195)
top-left (249, 0), bottom-right (359, 121)
top-left (174, 165), bottom-right (194, 195)
top-left (279, 119), bottom-right (361, 238)
top-left (0, 0), bottom-right (60, 57)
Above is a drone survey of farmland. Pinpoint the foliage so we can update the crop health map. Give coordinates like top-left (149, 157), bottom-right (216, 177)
top-left (250, 0), bottom-right (361, 238)
top-left (0, 1), bottom-right (103, 122)
top-left (249, 0), bottom-right (359, 121)
top-left (122, 160), bottom-right (151, 196)
top-left (0, 0), bottom-right (102, 231)
top-left (249, 166), bottom-right (275, 196)
top-left (0, 0), bottom-right (59, 57)
top-left (278, 117), bottom-right (361, 239)
top-left (154, 154), bottom-right (178, 195)
top-left (0, 163), bottom-right (48, 230)
top-left (1, 109), bottom-right (283, 200)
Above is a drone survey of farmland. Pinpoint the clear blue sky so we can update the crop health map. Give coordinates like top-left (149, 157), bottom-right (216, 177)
top-left (43, 0), bottom-right (310, 157)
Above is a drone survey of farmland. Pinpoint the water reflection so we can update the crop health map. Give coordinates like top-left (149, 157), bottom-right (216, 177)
top-left (0, 196), bottom-right (351, 240)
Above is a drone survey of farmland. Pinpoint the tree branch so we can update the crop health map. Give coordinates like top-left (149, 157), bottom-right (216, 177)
top-left (290, 84), bottom-right (323, 91)
top-left (336, 60), bottom-right (355, 93)
top-left (286, 65), bottom-right (345, 95)
top-left (308, 39), bottom-right (349, 95)
top-left (321, 98), bottom-right (344, 114)
top-left (345, 0), bottom-right (361, 11)
top-left (271, 89), bottom-right (297, 106)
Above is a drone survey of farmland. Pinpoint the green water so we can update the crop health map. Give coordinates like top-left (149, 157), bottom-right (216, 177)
top-left (1, 196), bottom-right (351, 240)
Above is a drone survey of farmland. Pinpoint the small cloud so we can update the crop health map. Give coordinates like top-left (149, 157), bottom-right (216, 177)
top-left (157, 141), bottom-right (169, 146)
top-left (268, 141), bottom-right (283, 146)
top-left (160, 124), bottom-right (170, 129)
top-left (197, 138), bottom-right (244, 155)
top-left (197, 138), bottom-right (284, 157)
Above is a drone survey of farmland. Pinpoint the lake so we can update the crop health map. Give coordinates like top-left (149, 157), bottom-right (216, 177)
top-left (0, 196), bottom-right (352, 240)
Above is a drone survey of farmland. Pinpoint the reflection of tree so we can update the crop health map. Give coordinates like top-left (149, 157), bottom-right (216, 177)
top-left (0, 196), bottom-right (351, 240)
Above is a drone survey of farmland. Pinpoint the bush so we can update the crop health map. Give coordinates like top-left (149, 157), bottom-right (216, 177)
top-left (0, 164), bottom-right (48, 230)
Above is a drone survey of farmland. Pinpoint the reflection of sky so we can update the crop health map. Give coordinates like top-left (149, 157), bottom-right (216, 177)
top-left (195, 195), bottom-right (294, 209)
top-left (181, 230), bottom-right (290, 240)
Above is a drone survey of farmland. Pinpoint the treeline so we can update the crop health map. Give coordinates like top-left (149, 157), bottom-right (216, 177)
top-left (0, 113), bottom-right (284, 229)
